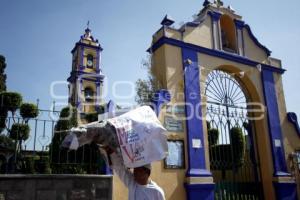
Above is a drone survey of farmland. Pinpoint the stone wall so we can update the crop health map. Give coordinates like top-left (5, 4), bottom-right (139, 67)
top-left (0, 174), bottom-right (112, 200)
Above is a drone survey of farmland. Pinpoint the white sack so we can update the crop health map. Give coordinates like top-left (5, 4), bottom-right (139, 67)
top-left (108, 106), bottom-right (168, 168)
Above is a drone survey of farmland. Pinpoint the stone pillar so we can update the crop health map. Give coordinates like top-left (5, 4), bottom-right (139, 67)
top-left (182, 48), bottom-right (214, 200)
top-left (234, 19), bottom-right (245, 56)
top-left (208, 11), bottom-right (222, 50)
top-left (261, 69), bottom-right (297, 200)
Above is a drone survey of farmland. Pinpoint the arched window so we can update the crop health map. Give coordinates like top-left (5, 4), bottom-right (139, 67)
top-left (220, 15), bottom-right (237, 53)
top-left (84, 87), bottom-right (94, 102)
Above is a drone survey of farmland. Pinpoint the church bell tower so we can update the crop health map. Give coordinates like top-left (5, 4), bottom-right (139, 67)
top-left (67, 25), bottom-right (105, 121)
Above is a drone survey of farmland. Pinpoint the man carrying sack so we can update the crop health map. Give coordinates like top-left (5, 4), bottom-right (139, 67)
top-left (105, 147), bottom-right (165, 200)
top-left (61, 106), bottom-right (168, 199)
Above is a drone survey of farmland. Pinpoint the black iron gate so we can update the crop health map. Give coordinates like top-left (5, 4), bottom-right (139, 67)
top-left (205, 70), bottom-right (263, 199)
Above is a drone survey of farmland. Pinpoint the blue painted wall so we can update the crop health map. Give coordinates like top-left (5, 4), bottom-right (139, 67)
top-left (261, 69), bottom-right (288, 176)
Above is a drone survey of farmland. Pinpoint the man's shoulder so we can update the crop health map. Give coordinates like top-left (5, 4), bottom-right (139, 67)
top-left (148, 181), bottom-right (165, 195)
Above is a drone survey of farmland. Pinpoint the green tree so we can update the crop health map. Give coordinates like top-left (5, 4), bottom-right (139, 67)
top-left (135, 56), bottom-right (162, 105)
top-left (0, 55), bottom-right (7, 132)
top-left (50, 106), bottom-right (105, 174)
top-left (0, 55), bottom-right (7, 92)
top-left (209, 126), bottom-right (246, 175)
top-left (0, 134), bottom-right (14, 150)
top-left (54, 106), bottom-right (78, 132)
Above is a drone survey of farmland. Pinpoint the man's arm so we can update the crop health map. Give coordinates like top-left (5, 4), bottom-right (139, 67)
top-left (106, 150), bottom-right (135, 188)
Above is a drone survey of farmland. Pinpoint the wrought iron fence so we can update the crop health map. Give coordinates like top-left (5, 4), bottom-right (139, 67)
top-left (0, 109), bottom-right (106, 174)
top-left (207, 104), bottom-right (263, 200)
top-left (205, 70), bottom-right (263, 199)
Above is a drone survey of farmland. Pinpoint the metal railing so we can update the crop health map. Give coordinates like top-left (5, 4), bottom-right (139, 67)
top-left (0, 109), bottom-right (106, 174)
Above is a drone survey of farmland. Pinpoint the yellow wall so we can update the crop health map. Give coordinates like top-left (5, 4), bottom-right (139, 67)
top-left (152, 45), bottom-right (167, 89)
top-left (165, 28), bottom-right (182, 41)
top-left (243, 28), bottom-right (268, 63)
top-left (183, 16), bottom-right (213, 49)
top-left (81, 81), bottom-right (96, 113)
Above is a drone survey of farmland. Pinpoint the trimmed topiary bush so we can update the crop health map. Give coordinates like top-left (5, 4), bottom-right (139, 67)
top-left (0, 134), bottom-right (14, 150)
top-left (24, 155), bottom-right (40, 174)
top-left (54, 106), bottom-right (78, 131)
top-left (0, 117), bottom-right (6, 133)
top-left (0, 92), bottom-right (22, 113)
top-left (20, 103), bottom-right (39, 121)
top-left (37, 156), bottom-right (51, 174)
top-left (208, 128), bottom-right (219, 145)
top-left (209, 126), bottom-right (245, 172)
top-left (206, 121), bottom-right (211, 130)
top-left (10, 123), bottom-right (30, 141)
top-left (230, 127), bottom-right (246, 167)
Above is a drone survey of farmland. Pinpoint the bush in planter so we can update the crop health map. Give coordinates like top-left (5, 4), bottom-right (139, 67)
top-left (54, 106), bottom-right (78, 131)
top-left (230, 127), bottom-right (246, 167)
top-left (207, 121), bottom-right (220, 145)
top-left (20, 103), bottom-right (39, 122)
top-left (208, 128), bottom-right (219, 146)
top-left (0, 107), bottom-right (8, 133)
top-left (2, 95), bottom-right (38, 174)
top-left (36, 156), bottom-right (51, 174)
top-left (50, 106), bottom-right (79, 171)
top-left (9, 123), bottom-right (30, 141)
top-left (24, 155), bottom-right (40, 174)
top-left (209, 126), bottom-right (245, 172)
top-left (0, 92), bottom-right (22, 114)
top-left (0, 134), bottom-right (14, 150)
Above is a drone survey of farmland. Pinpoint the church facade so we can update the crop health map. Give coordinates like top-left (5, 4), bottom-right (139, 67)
top-left (112, 1), bottom-right (300, 200)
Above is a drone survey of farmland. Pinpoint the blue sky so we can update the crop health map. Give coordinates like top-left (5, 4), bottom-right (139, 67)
top-left (0, 0), bottom-right (299, 117)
